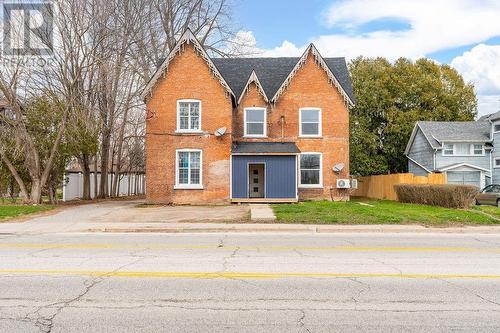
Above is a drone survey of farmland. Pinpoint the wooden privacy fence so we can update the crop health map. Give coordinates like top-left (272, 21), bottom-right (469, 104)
top-left (352, 173), bottom-right (447, 201)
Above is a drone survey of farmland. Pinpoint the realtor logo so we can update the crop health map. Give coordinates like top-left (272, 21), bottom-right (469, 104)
top-left (3, 2), bottom-right (53, 56)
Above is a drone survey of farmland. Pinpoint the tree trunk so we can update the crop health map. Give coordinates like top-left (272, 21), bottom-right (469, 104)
top-left (93, 156), bottom-right (98, 198)
top-left (48, 184), bottom-right (55, 204)
top-left (0, 152), bottom-right (29, 202)
top-left (99, 127), bottom-right (111, 198)
top-left (30, 179), bottom-right (42, 204)
top-left (79, 154), bottom-right (91, 200)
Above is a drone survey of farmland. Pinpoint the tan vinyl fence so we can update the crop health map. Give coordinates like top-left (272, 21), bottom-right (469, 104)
top-left (352, 173), bottom-right (447, 201)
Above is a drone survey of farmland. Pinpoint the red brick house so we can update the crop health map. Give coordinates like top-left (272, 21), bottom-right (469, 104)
top-left (142, 30), bottom-right (355, 204)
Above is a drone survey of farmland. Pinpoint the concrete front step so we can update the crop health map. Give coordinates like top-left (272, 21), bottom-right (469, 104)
top-left (249, 204), bottom-right (276, 221)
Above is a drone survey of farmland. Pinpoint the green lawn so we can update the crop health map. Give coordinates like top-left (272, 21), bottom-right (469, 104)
top-left (0, 205), bottom-right (55, 221)
top-left (272, 200), bottom-right (500, 226)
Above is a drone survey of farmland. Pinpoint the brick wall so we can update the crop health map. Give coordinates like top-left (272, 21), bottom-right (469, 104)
top-left (145, 44), bottom-right (233, 204)
top-left (146, 45), bottom-right (350, 204)
top-left (236, 52), bottom-right (350, 201)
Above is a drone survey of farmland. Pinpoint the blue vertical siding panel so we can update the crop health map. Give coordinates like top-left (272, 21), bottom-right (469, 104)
top-left (232, 155), bottom-right (297, 198)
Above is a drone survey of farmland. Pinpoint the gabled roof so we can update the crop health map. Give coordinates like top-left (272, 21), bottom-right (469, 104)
top-left (416, 121), bottom-right (491, 148)
top-left (143, 29), bottom-right (354, 106)
top-left (236, 70), bottom-right (269, 104)
top-left (141, 29), bottom-right (235, 101)
top-left (212, 52), bottom-right (354, 105)
top-left (232, 141), bottom-right (300, 154)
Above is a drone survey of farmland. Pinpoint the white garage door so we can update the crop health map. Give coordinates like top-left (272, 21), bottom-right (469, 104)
top-left (447, 171), bottom-right (481, 188)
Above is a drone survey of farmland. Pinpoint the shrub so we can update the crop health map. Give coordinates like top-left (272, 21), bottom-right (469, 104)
top-left (394, 184), bottom-right (479, 209)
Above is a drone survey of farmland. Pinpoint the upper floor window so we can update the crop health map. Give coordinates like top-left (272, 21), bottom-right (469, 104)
top-left (244, 108), bottom-right (266, 137)
top-left (175, 149), bottom-right (202, 189)
top-left (442, 143), bottom-right (484, 156)
top-left (299, 108), bottom-right (322, 137)
top-left (177, 100), bottom-right (201, 132)
top-left (494, 124), bottom-right (500, 133)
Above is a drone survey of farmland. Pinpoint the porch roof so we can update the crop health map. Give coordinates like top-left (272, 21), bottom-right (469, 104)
top-left (232, 142), bottom-right (300, 154)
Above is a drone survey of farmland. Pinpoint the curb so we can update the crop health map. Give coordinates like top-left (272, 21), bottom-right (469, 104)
top-left (84, 225), bottom-right (500, 234)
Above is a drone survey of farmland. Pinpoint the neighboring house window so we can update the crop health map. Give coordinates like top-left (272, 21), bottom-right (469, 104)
top-left (244, 108), bottom-right (266, 137)
top-left (299, 153), bottom-right (322, 187)
top-left (473, 144), bottom-right (483, 155)
top-left (175, 150), bottom-right (202, 188)
top-left (442, 143), bottom-right (484, 156)
top-left (299, 108), bottom-right (321, 137)
top-left (494, 124), bottom-right (500, 133)
top-left (443, 144), bottom-right (454, 155)
top-left (177, 100), bottom-right (201, 132)
top-left (495, 158), bottom-right (500, 168)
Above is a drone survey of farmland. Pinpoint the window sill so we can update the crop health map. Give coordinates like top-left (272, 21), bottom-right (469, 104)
top-left (298, 185), bottom-right (323, 189)
top-left (299, 135), bottom-right (322, 139)
top-left (243, 135), bottom-right (267, 138)
top-left (175, 130), bottom-right (203, 134)
top-left (174, 185), bottom-right (204, 190)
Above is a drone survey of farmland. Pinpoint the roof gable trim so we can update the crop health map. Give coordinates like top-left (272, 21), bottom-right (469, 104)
top-left (271, 44), bottom-right (354, 106)
top-left (439, 163), bottom-right (490, 172)
top-left (141, 29), bottom-right (234, 101)
top-left (404, 123), bottom-right (436, 155)
top-left (237, 70), bottom-right (269, 104)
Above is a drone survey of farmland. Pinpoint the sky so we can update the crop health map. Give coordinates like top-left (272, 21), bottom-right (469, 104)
top-left (232, 0), bottom-right (500, 117)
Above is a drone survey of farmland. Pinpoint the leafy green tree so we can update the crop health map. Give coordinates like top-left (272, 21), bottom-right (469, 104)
top-left (349, 57), bottom-right (477, 176)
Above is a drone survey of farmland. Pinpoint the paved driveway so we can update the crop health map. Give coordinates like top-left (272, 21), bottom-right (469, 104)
top-left (0, 200), bottom-right (249, 234)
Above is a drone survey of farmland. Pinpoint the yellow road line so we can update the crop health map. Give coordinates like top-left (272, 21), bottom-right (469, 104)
top-left (0, 243), bottom-right (499, 253)
top-left (0, 269), bottom-right (499, 280)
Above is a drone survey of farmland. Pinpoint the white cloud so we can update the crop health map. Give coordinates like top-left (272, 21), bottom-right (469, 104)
top-left (451, 44), bottom-right (500, 96)
top-left (477, 95), bottom-right (500, 116)
top-left (249, 0), bottom-right (500, 60)
top-left (451, 44), bottom-right (500, 116)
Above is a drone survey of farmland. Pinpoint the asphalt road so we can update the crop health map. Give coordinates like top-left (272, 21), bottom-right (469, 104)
top-left (0, 232), bottom-right (500, 332)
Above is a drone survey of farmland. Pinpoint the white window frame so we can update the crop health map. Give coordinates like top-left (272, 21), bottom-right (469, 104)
top-left (443, 144), bottom-right (454, 156)
top-left (174, 149), bottom-right (203, 189)
top-left (494, 158), bottom-right (500, 168)
top-left (244, 107), bottom-right (267, 137)
top-left (176, 99), bottom-right (202, 133)
top-left (494, 123), bottom-right (500, 133)
top-left (298, 152), bottom-right (323, 188)
top-left (299, 108), bottom-right (322, 137)
top-left (441, 143), bottom-right (485, 157)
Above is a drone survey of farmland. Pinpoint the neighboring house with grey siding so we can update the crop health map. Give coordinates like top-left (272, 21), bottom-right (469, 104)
top-left (405, 120), bottom-right (494, 189)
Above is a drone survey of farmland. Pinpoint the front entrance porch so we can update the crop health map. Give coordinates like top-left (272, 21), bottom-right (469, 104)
top-left (231, 142), bottom-right (299, 203)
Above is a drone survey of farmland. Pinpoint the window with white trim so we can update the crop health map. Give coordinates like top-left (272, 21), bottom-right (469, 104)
top-left (176, 150), bottom-right (202, 188)
top-left (495, 158), bottom-right (500, 168)
top-left (494, 124), bottom-right (500, 133)
top-left (443, 144), bottom-right (454, 155)
top-left (299, 153), bottom-right (322, 187)
top-left (244, 108), bottom-right (266, 137)
top-left (177, 100), bottom-right (201, 132)
top-left (299, 108), bottom-right (321, 137)
top-left (442, 143), bottom-right (484, 156)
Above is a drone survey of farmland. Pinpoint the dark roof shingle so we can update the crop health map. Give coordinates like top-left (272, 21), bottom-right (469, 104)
top-left (417, 121), bottom-right (491, 148)
top-left (232, 141), bottom-right (300, 154)
top-left (211, 57), bottom-right (354, 103)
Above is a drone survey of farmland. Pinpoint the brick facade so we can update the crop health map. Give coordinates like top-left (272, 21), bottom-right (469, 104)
top-left (235, 54), bottom-right (350, 201)
top-left (145, 39), bottom-right (350, 204)
top-left (145, 44), bottom-right (233, 204)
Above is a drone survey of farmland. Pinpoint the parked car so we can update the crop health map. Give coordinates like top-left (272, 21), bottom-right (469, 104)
top-left (475, 184), bottom-right (500, 207)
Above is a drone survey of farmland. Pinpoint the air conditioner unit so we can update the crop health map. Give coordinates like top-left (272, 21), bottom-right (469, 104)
top-left (351, 179), bottom-right (358, 189)
top-left (336, 179), bottom-right (350, 189)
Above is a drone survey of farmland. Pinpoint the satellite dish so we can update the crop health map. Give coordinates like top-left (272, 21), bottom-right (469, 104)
top-left (214, 127), bottom-right (227, 137)
top-left (332, 163), bottom-right (345, 173)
